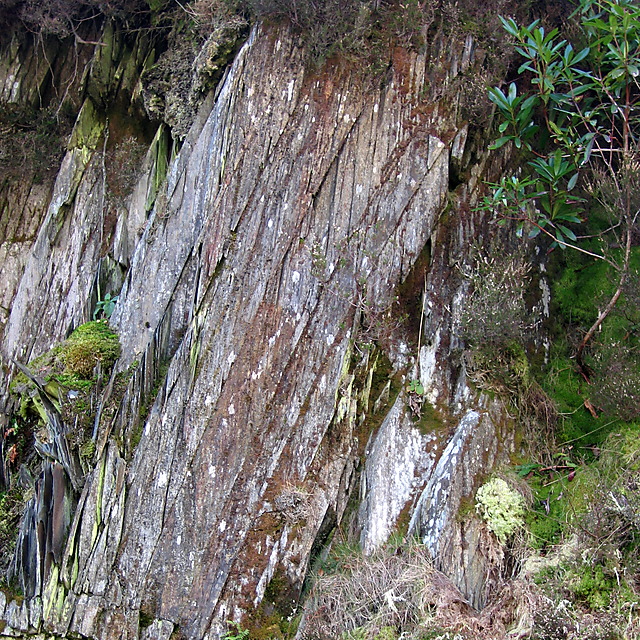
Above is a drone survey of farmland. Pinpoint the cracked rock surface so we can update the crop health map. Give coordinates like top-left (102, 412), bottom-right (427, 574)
top-left (1, 19), bottom-right (520, 640)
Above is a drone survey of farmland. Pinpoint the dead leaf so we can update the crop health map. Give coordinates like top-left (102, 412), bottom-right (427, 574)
top-left (584, 398), bottom-right (598, 418)
top-left (7, 443), bottom-right (18, 464)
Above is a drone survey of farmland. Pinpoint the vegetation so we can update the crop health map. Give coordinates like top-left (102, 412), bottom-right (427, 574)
top-left (59, 321), bottom-right (121, 379)
top-left (0, 487), bottom-right (23, 576)
top-left (475, 477), bottom-right (526, 544)
top-left (304, 539), bottom-right (442, 640)
top-left (450, 4), bottom-right (640, 638)
top-left (0, 103), bottom-right (76, 184)
top-left (222, 621), bottom-right (250, 640)
top-left (93, 293), bottom-right (119, 320)
top-left (482, 0), bottom-right (640, 374)
top-left (1, 1), bottom-right (638, 638)
top-left (6, 322), bottom-right (121, 473)
top-left (306, 2), bottom-right (640, 639)
top-left (458, 247), bottom-right (538, 351)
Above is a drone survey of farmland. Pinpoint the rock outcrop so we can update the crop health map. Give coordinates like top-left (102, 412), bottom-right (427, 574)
top-left (1, 16), bottom-right (522, 640)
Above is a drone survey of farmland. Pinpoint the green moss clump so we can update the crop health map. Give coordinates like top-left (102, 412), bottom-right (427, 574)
top-left (524, 474), bottom-right (567, 550)
top-left (570, 564), bottom-right (615, 609)
top-left (374, 627), bottom-right (397, 640)
top-left (61, 321), bottom-right (121, 379)
top-left (79, 439), bottom-right (96, 459)
top-left (8, 321), bottom-right (122, 465)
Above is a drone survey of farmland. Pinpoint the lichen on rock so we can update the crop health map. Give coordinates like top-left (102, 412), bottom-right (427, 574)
top-left (475, 477), bottom-right (525, 544)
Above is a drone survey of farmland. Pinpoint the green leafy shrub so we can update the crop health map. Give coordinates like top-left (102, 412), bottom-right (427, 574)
top-left (482, 0), bottom-right (640, 378)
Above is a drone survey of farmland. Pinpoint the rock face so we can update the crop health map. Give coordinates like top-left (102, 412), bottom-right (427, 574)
top-left (1, 16), bottom-right (519, 640)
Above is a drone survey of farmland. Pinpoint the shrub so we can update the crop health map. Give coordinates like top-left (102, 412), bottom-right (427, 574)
top-left (304, 542), bottom-right (436, 639)
top-left (105, 136), bottom-right (147, 208)
top-left (591, 343), bottom-right (640, 421)
top-left (0, 488), bottom-right (23, 575)
top-left (459, 250), bottom-right (536, 351)
top-left (0, 103), bottom-right (76, 184)
top-left (1, 0), bottom-right (150, 37)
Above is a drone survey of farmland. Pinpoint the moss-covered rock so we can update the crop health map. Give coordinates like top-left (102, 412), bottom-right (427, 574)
top-left (60, 320), bottom-right (121, 379)
top-left (9, 321), bottom-right (121, 464)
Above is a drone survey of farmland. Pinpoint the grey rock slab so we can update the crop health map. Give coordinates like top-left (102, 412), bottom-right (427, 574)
top-left (69, 21), bottom-right (461, 637)
top-left (0, 16), bottom-right (525, 640)
top-left (140, 619), bottom-right (174, 640)
top-left (358, 393), bottom-right (436, 554)
top-left (4, 598), bottom-right (28, 632)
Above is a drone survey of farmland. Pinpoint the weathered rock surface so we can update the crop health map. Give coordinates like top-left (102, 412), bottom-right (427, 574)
top-left (0, 16), bottom-right (521, 640)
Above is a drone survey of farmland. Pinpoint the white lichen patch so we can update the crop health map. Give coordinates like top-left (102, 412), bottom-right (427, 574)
top-left (419, 329), bottom-right (441, 404)
top-left (475, 478), bottom-right (525, 544)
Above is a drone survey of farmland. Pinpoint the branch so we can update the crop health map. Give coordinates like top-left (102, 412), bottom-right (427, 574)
top-left (502, 214), bottom-right (618, 267)
top-left (575, 201), bottom-right (634, 375)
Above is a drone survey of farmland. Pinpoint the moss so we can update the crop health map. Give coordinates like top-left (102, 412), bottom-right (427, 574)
top-left (570, 564), bottom-right (615, 609)
top-left (411, 399), bottom-right (449, 436)
top-left (374, 627), bottom-right (398, 640)
top-left (456, 496), bottom-right (475, 522)
top-left (79, 439), bottom-right (96, 459)
top-left (541, 244), bottom-right (640, 443)
top-left (68, 99), bottom-right (105, 151)
top-left (146, 124), bottom-right (170, 213)
top-left (139, 609), bottom-right (154, 629)
top-left (245, 568), bottom-right (301, 640)
top-left (61, 321), bottom-right (121, 379)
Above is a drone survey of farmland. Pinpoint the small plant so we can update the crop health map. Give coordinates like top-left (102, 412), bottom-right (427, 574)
top-left (406, 378), bottom-right (424, 416)
top-left (105, 135), bottom-right (148, 208)
top-left (458, 250), bottom-right (536, 352)
top-left (222, 621), bottom-right (249, 640)
top-left (407, 379), bottom-right (424, 396)
top-left (475, 478), bottom-right (525, 544)
top-left (0, 488), bottom-right (24, 574)
top-left (93, 293), bottom-right (119, 320)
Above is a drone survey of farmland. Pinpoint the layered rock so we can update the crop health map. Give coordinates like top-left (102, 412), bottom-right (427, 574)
top-left (1, 17), bottom-right (520, 640)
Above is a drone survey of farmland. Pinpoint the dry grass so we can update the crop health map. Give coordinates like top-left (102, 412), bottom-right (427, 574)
top-left (302, 543), bottom-right (468, 639)
top-left (300, 540), bottom-right (559, 640)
